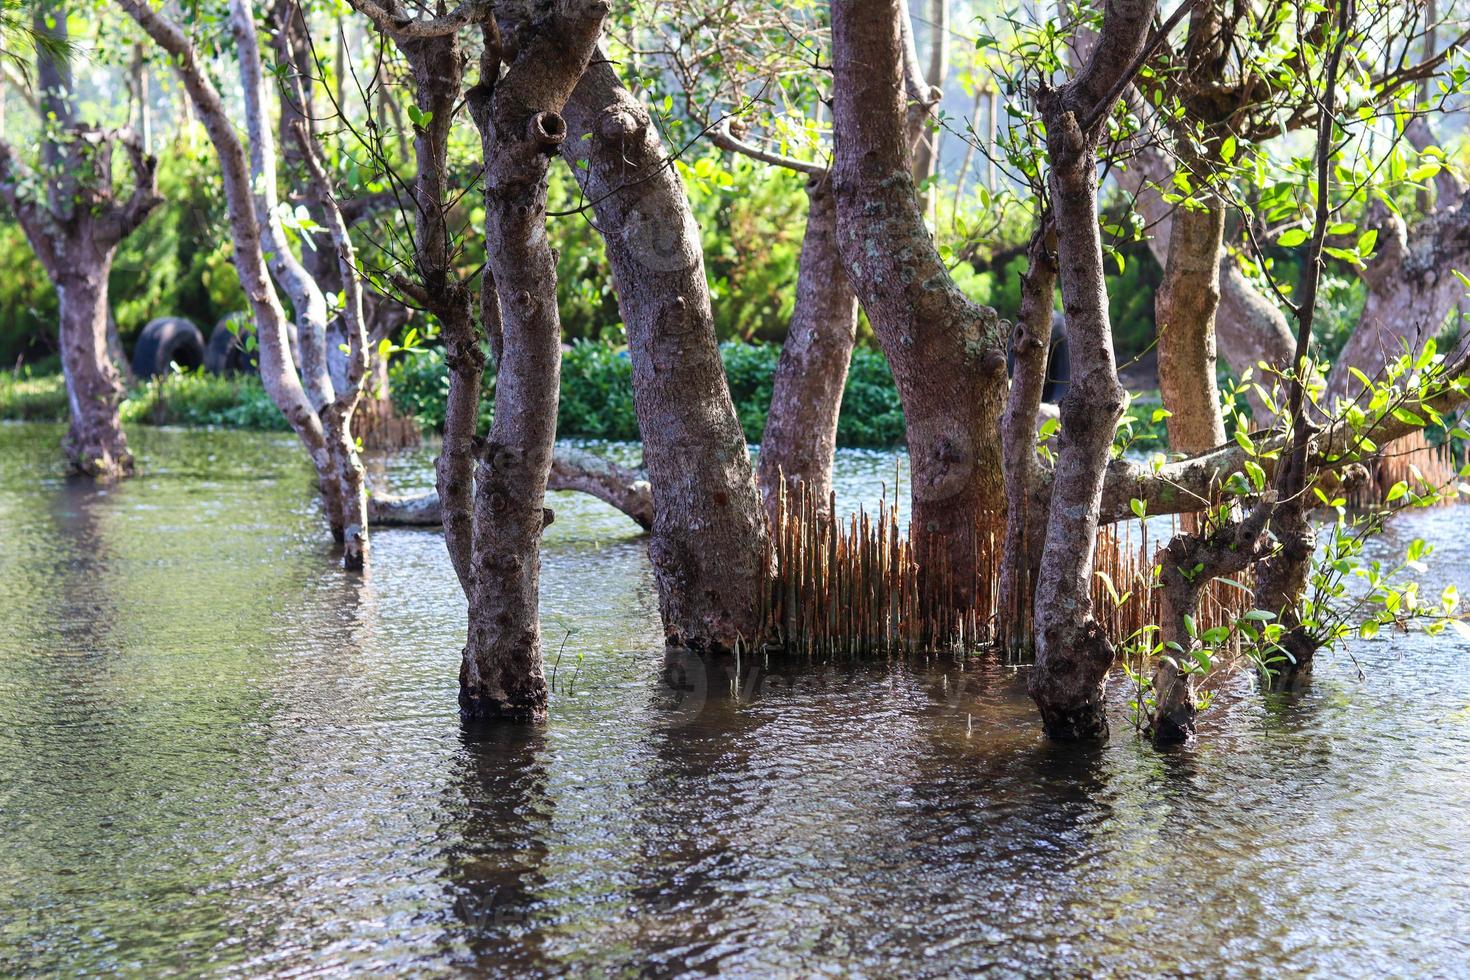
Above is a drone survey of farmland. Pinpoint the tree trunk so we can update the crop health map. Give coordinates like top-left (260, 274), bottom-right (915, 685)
top-left (1028, 109), bottom-right (1127, 741)
top-left (830, 0), bottom-right (1010, 607)
top-left (56, 263), bottom-right (133, 479)
top-left (559, 52), bottom-right (769, 651)
top-left (757, 174), bottom-right (859, 525)
top-left (457, 2), bottom-right (607, 722)
top-left (998, 232), bottom-right (1057, 652)
top-left (1148, 496), bottom-right (1274, 744)
top-left (1026, 0), bottom-right (1157, 741)
top-left (1253, 0), bottom-right (1353, 691)
top-left (1155, 200), bottom-right (1228, 453)
top-left (1114, 145), bottom-right (1294, 424)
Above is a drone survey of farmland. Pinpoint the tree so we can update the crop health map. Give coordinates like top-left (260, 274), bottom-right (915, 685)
top-left (457, 0), bottom-right (610, 721)
top-left (636, 0), bottom-right (860, 522)
top-left (118, 0), bottom-right (374, 568)
top-left (0, 1), bottom-right (160, 479)
top-left (558, 49), bottom-right (771, 651)
top-left (1025, 0), bottom-right (1164, 741)
top-left (830, 0), bottom-right (1010, 608)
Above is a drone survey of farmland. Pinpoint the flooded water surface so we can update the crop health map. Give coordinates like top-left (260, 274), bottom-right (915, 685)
top-left (1, 422), bottom-right (1468, 977)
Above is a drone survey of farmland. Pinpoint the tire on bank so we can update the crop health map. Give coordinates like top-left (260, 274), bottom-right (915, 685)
top-left (131, 317), bottom-right (206, 379)
top-left (204, 314), bottom-right (258, 376)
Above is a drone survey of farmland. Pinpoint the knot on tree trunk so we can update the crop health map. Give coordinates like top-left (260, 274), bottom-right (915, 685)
top-left (527, 110), bottom-right (566, 149)
top-left (597, 104), bottom-right (647, 144)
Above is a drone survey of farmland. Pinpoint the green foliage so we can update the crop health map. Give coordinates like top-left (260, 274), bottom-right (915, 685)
top-left (557, 342), bottom-right (639, 441)
top-left (389, 340), bottom-right (906, 448)
top-left (0, 368), bottom-right (68, 421)
top-left (119, 369), bottom-right (287, 430)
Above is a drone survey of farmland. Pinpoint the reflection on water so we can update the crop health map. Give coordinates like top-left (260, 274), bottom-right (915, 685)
top-left (1, 422), bottom-right (1468, 976)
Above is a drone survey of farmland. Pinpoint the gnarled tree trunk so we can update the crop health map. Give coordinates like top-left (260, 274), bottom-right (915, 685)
top-left (456, 1), bottom-right (607, 721)
top-left (56, 267), bottom-right (134, 477)
top-left (830, 0), bottom-right (1010, 607)
top-left (1027, 0), bottom-right (1158, 741)
top-left (559, 52), bottom-right (769, 651)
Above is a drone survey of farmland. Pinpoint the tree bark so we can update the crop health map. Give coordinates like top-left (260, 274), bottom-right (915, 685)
top-left (756, 174), bottom-right (859, 525)
top-left (830, 0), bottom-right (1010, 607)
top-left (559, 51), bottom-right (769, 651)
top-left (56, 267), bottom-right (133, 478)
top-left (1027, 0), bottom-right (1158, 741)
top-left (1155, 200), bottom-right (1228, 453)
top-left (998, 231), bottom-right (1057, 653)
top-left (458, 2), bottom-right (608, 722)
top-left (1148, 495), bottom-right (1274, 745)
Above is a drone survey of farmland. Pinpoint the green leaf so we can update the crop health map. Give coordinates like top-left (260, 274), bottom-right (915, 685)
top-left (1278, 227), bottom-right (1309, 247)
top-left (1130, 498), bottom-right (1147, 520)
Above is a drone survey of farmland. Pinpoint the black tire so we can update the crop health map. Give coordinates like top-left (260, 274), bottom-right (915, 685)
top-left (132, 317), bottom-right (206, 379)
top-left (1004, 317), bottom-right (1072, 404)
top-left (1041, 333), bottom-right (1071, 405)
top-left (204, 314), bottom-right (258, 376)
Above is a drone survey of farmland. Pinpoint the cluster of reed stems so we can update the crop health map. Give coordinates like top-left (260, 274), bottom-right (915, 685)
top-left (759, 434), bottom-right (1463, 661)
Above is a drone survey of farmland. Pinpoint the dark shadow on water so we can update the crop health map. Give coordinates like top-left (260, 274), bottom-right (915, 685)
top-left (442, 722), bottom-right (554, 973)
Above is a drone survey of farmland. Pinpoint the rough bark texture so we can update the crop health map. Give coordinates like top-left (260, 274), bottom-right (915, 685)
top-left (1148, 495), bottom-right (1274, 745)
top-left (1155, 201), bottom-right (1229, 454)
top-left (458, 2), bottom-right (607, 722)
top-left (1027, 0), bottom-right (1157, 741)
top-left (559, 51), bottom-right (769, 651)
top-left (998, 231), bottom-right (1057, 653)
top-left (0, 5), bottom-right (161, 479)
top-left (830, 0), bottom-right (1010, 607)
top-left (756, 175), bottom-right (860, 525)
top-left (370, 448), bottom-right (654, 531)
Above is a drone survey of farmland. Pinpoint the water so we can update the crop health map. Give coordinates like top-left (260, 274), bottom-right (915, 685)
top-left (1, 422), bottom-right (1467, 977)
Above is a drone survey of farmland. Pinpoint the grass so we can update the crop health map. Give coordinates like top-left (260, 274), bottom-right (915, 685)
top-left (0, 371), bottom-right (69, 421)
top-left (1, 368), bottom-right (288, 431)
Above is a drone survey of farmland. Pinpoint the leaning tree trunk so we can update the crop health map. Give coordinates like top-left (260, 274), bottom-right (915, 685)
top-left (830, 0), bottom-right (1010, 607)
top-left (756, 174), bottom-right (859, 525)
top-left (559, 52), bottom-right (769, 651)
top-left (56, 264), bottom-right (134, 477)
top-left (1026, 0), bottom-right (1158, 741)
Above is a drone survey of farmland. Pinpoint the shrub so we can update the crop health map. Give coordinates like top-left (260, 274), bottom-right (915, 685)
top-left (119, 370), bottom-right (287, 430)
top-left (390, 340), bottom-right (906, 448)
top-left (0, 371), bottom-right (68, 422)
